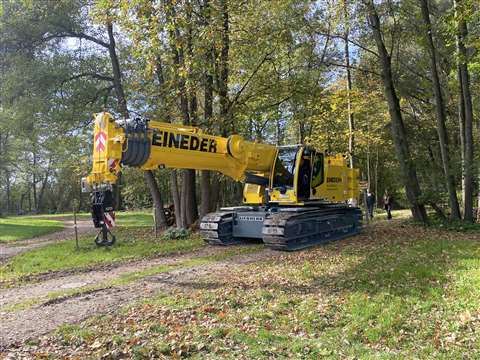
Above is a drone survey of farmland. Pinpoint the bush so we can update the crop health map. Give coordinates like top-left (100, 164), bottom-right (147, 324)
top-left (161, 228), bottom-right (191, 241)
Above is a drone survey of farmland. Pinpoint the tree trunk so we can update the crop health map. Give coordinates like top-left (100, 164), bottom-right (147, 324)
top-left (106, 21), bottom-right (126, 213)
top-left (200, 171), bottom-right (212, 218)
top-left (477, 171), bottom-right (480, 223)
top-left (427, 145), bottom-right (445, 210)
top-left (165, 4), bottom-right (198, 228)
top-left (170, 170), bottom-right (182, 228)
top-left (32, 150), bottom-right (38, 212)
top-left (27, 187), bottom-right (31, 213)
top-left (185, 87), bottom-right (199, 225)
top-left (107, 21), bottom-right (165, 223)
top-left (184, 169), bottom-right (198, 225)
top-left (218, 0), bottom-right (230, 135)
top-left (298, 119), bottom-right (305, 143)
top-left (37, 157), bottom-right (52, 211)
top-left (6, 171), bottom-right (11, 215)
top-left (374, 146), bottom-right (379, 208)
top-left (210, 174), bottom-right (220, 210)
top-left (276, 118), bottom-right (283, 145)
top-left (366, 116), bottom-right (371, 188)
top-left (107, 23), bottom-right (128, 118)
top-left (477, 101), bottom-right (480, 223)
top-left (180, 171), bottom-right (188, 228)
top-left (343, 0), bottom-right (354, 168)
top-left (365, 1), bottom-right (427, 223)
top-left (200, 35), bottom-right (214, 218)
top-left (454, 0), bottom-right (474, 222)
top-left (144, 171), bottom-right (167, 230)
top-left (420, 0), bottom-right (461, 220)
top-left (20, 193), bottom-right (25, 214)
top-left (458, 66), bottom-right (466, 208)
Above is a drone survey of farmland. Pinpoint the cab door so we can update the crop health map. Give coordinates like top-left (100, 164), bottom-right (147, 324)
top-left (310, 151), bottom-right (325, 199)
top-left (269, 146), bottom-right (300, 204)
top-left (296, 147), bottom-right (313, 200)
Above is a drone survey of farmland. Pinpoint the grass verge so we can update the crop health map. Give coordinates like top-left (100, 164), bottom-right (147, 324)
top-left (16, 222), bottom-right (480, 359)
top-left (1, 245), bottom-right (263, 312)
top-left (24, 210), bottom-right (155, 227)
top-left (0, 217), bottom-right (64, 242)
top-left (0, 227), bottom-right (204, 284)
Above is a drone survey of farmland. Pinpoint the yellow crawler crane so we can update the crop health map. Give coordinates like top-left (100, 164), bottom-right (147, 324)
top-left (83, 112), bottom-right (361, 250)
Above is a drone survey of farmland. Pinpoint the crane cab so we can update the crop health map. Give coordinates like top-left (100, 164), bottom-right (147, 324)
top-left (243, 146), bottom-right (359, 207)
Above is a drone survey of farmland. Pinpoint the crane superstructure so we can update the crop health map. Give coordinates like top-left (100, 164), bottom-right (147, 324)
top-left (84, 112), bottom-right (361, 250)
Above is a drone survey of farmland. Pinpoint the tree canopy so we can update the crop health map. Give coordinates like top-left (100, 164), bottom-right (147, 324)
top-left (0, 0), bottom-right (478, 223)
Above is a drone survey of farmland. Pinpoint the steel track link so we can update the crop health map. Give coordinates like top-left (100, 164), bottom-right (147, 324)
top-left (199, 211), bottom-right (240, 245)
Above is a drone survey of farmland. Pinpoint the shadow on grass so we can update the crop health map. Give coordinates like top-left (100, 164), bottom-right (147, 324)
top-left (238, 223), bottom-right (480, 300)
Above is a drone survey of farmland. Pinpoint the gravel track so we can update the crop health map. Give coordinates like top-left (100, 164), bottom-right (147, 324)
top-left (0, 246), bottom-right (276, 349)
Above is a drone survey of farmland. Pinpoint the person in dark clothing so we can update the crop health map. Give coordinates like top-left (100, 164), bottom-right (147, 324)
top-left (366, 190), bottom-right (376, 219)
top-left (383, 190), bottom-right (393, 220)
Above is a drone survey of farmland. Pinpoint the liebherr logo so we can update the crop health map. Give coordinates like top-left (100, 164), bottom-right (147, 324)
top-left (327, 177), bottom-right (342, 183)
top-left (152, 131), bottom-right (217, 153)
top-left (238, 216), bottom-right (264, 222)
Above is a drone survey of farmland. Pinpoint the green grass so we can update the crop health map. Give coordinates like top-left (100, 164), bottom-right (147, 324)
top-left (0, 227), bottom-right (204, 283)
top-left (23, 212), bottom-right (91, 219)
top-left (26, 210), bottom-right (155, 227)
top-left (0, 210), bottom-right (168, 283)
top-left (114, 211), bottom-right (155, 227)
top-left (427, 214), bottom-right (480, 232)
top-left (55, 324), bottom-right (95, 347)
top-left (27, 223), bottom-right (480, 358)
top-left (2, 245), bottom-right (263, 312)
top-left (370, 208), bottom-right (412, 222)
top-left (0, 217), bottom-right (64, 242)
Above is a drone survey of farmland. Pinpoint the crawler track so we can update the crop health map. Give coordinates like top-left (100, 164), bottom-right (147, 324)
top-left (199, 211), bottom-right (240, 245)
top-left (262, 206), bottom-right (362, 251)
top-left (200, 206), bottom-right (362, 251)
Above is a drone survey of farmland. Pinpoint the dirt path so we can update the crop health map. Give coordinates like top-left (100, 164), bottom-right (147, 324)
top-left (0, 245), bottom-right (277, 349)
top-left (0, 220), bottom-right (95, 264)
top-left (0, 220), bottom-right (386, 350)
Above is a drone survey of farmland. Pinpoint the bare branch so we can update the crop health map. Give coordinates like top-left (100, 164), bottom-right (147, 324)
top-left (226, 51), bottom-right (273, 116)
top-left (314, 31), bottom-right (380, 58)
top-left (325, 61), bottom-right (381, 76)
top-left (42, 30), bottom-right (110, 49)
top-left (64, 72), bottom-right (114, 83)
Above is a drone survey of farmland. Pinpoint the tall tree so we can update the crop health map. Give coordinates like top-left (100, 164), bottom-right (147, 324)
top-left (218, 0), bottom-right (230, 134)
top-left (104, 19), bottom-right (168, 229)
top-left (200, 0), bottom-right (216, 219)
top-left (454, 0), bottom-right (475, 222)
top-left (419, 0), bottom-right (460, 219)
top-left (364, 0), bottom-right (427, 223)
top-left (343, 0), bottom-right (355, 169)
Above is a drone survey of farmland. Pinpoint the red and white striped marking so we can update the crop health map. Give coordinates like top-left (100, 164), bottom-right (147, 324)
top-left (108, 158), bottom-right (119, 170)
top-left (104, 211), bottom-right (116, 229)
top-left (95, 131), bottom-right (107, 152)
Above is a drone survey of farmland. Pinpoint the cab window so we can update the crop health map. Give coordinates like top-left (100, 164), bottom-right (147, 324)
top-left (311, 153), bottom-right (324, 188)
top-left (272, 147), bottom-right (297, 189)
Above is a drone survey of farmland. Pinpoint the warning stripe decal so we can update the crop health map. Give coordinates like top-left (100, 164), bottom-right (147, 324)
top-left (95, 131), bottom-right (107, 152)
top-left (104, 211), bottom-right (116, 229)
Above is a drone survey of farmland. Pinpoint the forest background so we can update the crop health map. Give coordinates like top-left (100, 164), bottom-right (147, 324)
top-left (0, 0), bottom-right (478, 228)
